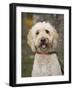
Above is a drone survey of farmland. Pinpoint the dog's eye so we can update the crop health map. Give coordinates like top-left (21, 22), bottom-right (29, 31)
top-left (36, 31), bottom-right (39, 35)
top-left (45, 30), bottom-right (50, 34)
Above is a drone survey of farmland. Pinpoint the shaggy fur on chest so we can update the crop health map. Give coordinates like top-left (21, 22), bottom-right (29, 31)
top-left (32, 53), bottom-right (62, 77)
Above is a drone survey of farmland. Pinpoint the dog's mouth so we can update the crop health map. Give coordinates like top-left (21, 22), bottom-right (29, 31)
top-left (40, 43), bottom-right (48, 49)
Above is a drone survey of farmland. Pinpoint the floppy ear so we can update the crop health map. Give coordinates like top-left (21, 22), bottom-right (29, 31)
top-left (52, 30), bottom-right (59, 49)
top-left (27, 30), bottom-right (36, 52)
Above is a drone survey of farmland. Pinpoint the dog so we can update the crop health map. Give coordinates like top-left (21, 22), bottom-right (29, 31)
top-left (27, 22), bottom-right (62, 77)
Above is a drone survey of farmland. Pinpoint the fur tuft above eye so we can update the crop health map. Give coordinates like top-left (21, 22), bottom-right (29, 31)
top-left (45, 30), bottom-right (50, 34)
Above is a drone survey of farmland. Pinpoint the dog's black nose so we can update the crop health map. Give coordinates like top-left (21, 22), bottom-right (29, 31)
top-left (41, 38), bottom-right (46, 43)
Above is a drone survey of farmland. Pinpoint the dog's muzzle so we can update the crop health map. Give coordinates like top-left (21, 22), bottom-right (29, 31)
top-left (40, 37), bottom-right (49, 49)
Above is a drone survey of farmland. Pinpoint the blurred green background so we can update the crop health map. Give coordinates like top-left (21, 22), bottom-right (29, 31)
top-left (21, 13), bottom-right (64, 77)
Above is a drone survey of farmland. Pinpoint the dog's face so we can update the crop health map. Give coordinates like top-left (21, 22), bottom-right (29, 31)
top-left (27, 22), bottom-right (59, 53)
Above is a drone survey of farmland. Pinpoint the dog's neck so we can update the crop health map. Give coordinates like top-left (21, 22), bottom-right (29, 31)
top-left (34, 51), bottom-right (57, 55)
top-left (34, 52), bottom-right (57, 64)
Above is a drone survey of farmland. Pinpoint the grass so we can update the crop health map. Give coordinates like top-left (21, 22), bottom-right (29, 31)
top-left (22, 55), bottom-right (34, 77)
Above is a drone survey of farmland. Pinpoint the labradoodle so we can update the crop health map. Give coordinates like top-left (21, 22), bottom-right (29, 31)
top-left (27, 22), bottom-right (62, 77)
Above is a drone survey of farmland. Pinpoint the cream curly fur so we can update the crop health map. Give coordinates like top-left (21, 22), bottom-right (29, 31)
top-left (27, 22), bottom-right (62, 77)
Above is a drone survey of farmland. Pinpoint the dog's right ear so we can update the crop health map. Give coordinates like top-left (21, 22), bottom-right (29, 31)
top-left (27, 30), bottom-right (36, 52)
top-left (52, 30), bottom-right (59, 49)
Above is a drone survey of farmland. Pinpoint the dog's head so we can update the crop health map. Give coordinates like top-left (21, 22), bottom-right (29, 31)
top-left (27, 22), bottom-right (59, 53)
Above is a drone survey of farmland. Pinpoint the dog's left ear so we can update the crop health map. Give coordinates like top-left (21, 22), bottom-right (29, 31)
top-left (52, 30), bottom-right (59, 49)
